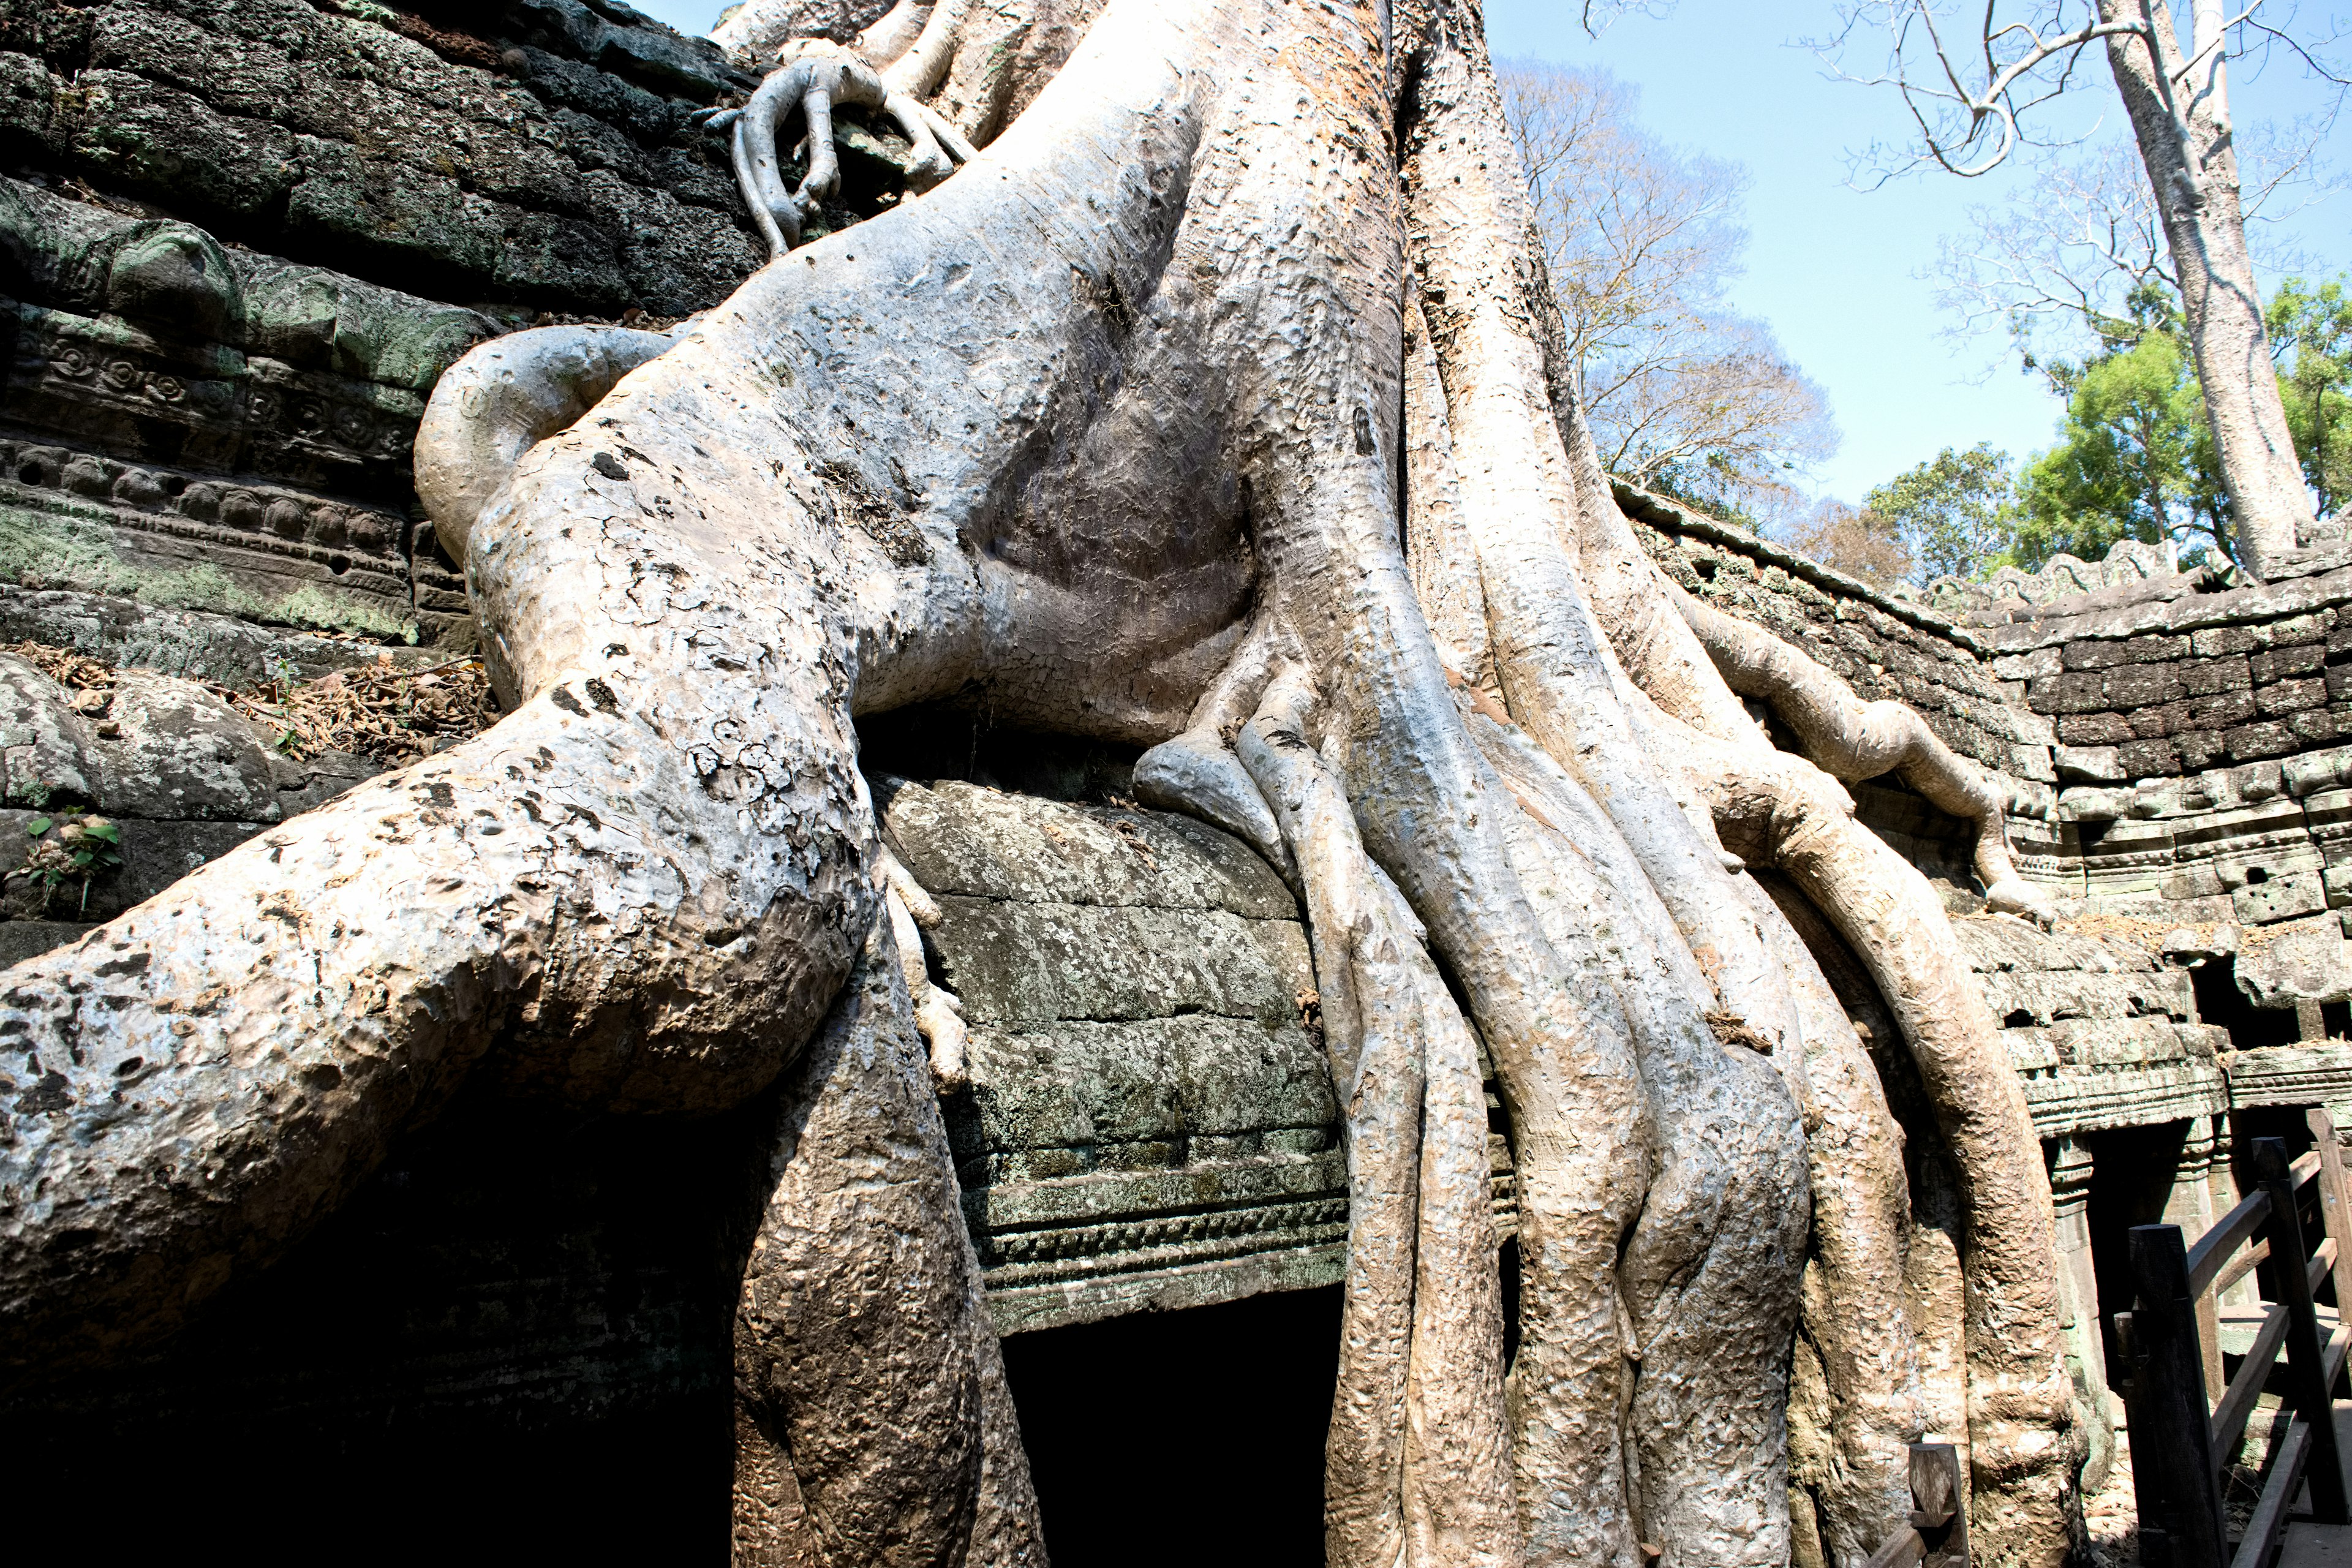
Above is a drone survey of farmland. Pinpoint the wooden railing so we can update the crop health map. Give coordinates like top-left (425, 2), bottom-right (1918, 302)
top-left (2122, 1114), bottom-right (2352, 1568)
top-left (1861, 1443), bottom-right (1968, 1566)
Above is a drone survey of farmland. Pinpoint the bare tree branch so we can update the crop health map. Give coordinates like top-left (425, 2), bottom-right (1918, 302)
top-left (1499, 59), bottom-right (1838, 518)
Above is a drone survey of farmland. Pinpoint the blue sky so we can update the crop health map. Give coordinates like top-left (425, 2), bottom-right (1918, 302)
top-left (631, 1), bottom-right (2348, 502)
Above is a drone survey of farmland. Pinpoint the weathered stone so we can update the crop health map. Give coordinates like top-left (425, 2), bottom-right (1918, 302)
top-left (2056, 786), bottom-right (2135, 823)
top-left (87, 669), bottom-right (281, 821)
top-left (2031, 670), bottom-right (2108, 714)
top-left (1992, 647), bottom-right (2061, 682)
top-left (2052, 745), bottom-right (2124, 783)
top-left (2117, 737), bottom-right (2182, 778)
top-left (2226, 720), bottom-right (2302, 762)
top-left (884, 780), bottom-right (1297, 920)
top-left (927, 897), bottom-right (1311, 1030)
top-left (2192, 624), bottom-right (2264, 658)
top-left (2236, 870), bottom-right (2329, 924)
top-left (0, 649), bottom-right (91, 804)
top-left (2104, 663), bottom-right (2187, 707)
top-left (2235, 918), bottom-right (2352, 1005)
top-left (2257, 676), bottom-right (2328, 717)
top-left (2187, 654), bottom-right (2254, 695)
top-left (2252, 643), bottom-right (2327, 683)
top-left (2058, 712), bottom-right (2135, 746)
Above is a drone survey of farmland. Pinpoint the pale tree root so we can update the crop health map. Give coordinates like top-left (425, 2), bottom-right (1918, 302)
top-left (1733, 876), bottom-right (1926, 1568)
top-left (1461, 705), bottom-right (1811, 1564)
top-left (1398, 29), bottom-right (1836, 1561)
top-left (1393, 13), bottom-right (2072, 1562)
top-left (1672, 586), bottom-right (2054, 922)
top-left (732, 916), bottom-right (1039, 1567)
top-left (877, 846), bottom-right (968, 1090)
top-left (1214, 670), bottom-right (1518, 1568)
top-left (1673, 720), bottom-right (2083, 1565)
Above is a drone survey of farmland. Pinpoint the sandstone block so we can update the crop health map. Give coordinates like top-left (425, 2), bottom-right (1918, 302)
top-left (2059, 712), bottom-right (2135, 745)
top-left (1992, 647), bottom-right (2062, 681)
top-left (2105, 663), bottom-right (2187, 707)
top-left (2236, 870), bottom-right (2329, 924)
top-left (2193, 624), bottom-right (2264, 658)
top-left (2257, 676), bottom-right (2328, 717)
top-left (2188, 654), bottom-right (2254, 696)
top-left (2253, 642), bottom-right (2328, 683)
top-left (2226, 720), bottom-right (2301, 761)
top-left (2189, 689), bottom-right (2260, 729)
top-left (2032, 670), bottom-right (2109, 714)
top-left (2054, 745), bottom-right (2124, 783)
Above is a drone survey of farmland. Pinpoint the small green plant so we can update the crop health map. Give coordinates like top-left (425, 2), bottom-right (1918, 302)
top-left (14, 808), bottom-right (123, 916)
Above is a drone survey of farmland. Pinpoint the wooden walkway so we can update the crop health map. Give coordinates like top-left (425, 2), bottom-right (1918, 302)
top-left (2279, 1406), bottom-right (2352, 1567)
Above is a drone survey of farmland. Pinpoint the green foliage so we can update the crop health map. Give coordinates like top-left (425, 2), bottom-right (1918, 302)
top-left (2271, 276), bottom-right (2352, 519)
top-left (13, 806), bottom-right (123, 916)
top-left (2014, 328), bottom-right (2230, 569)
top-left (1863, 442), bottom-right (2018, 584)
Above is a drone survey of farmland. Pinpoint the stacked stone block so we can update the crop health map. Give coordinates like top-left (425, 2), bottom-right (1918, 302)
top-left (1618, 483), bottom-right (2059, 790)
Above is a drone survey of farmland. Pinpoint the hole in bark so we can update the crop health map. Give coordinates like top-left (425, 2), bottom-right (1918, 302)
top-left (1002, 1284), bottom-right (1340, 1564)
top-left (2246, 866), bottom-right (2271, 884)
top-left (16, 461), bottom-right (43, 486)
top-left (327, 554), bottom-right (350, 576)
top-left (2003, 1009), bottom-right (2035, 1029)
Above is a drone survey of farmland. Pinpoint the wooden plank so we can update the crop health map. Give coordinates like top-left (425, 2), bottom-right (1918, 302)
top-left (2301, 1150), bottom-right (2327, 1190)
top-left (1862, 1528), bottom-right (1924, 1568)
top-left (2258, 1136), bottom-right (2351, 1525)
top-left (2233, 1419), bottom-right (2315, 1568)
top-left (2205, 1287), bottom-right (2230, 1406)
top-left (2133, 1223), bottom-right (2233, 1564)
top-left (2216, 1302), bottom-right (2296, 1463)
top-left (2195, 1190), bottom-right (2277, 1299)
top-left (2310, 1108), bottom-right (2352, 1327)
top-left (2222, 1240), bottom-right (2277, 1298)
top-left (2320, 1240), bottom-right (2342, 1296)
top-left (1908, 1441), bottom-right (1966, 1565)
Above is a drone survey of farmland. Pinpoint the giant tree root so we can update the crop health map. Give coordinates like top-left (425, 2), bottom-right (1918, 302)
top-left (1672, 586), bottom-right (2053, 921)
top-left (0, 2), bottom-right (2083, 1563)
top-left (733, 918), bottom-right (1038, 1566)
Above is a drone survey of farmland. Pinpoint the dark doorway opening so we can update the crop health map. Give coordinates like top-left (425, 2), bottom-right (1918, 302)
top-left (1001, 1284), bottom-right (1343, 1566)
top-left (2188, 955), bottom-right (2301, 1050)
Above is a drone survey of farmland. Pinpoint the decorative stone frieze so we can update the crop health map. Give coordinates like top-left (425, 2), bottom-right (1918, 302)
top-left (878, 776), bottom-right (1518, 1333)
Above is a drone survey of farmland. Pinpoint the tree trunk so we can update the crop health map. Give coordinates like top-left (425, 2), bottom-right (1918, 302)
top-left (0, 1), bottom-right (2084, 1562)
top-left (2101, 0), bottom-right (2315, 578)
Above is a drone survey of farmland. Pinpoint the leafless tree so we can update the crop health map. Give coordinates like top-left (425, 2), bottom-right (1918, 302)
top-left (1825, 0), bottom-right (2347, 578)
top-left (1501, 60), bottom-right (1839, 519)
top-left (1932, 119), bottom-right (2339, 385)
top-left (1788, 497), bottom-right (1919, 586)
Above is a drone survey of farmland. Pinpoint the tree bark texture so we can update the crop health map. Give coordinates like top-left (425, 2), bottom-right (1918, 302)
top-left (0, 1), bottom-right (2082, 1564)
top-left (2099, 0), bottom-right (2316, 576)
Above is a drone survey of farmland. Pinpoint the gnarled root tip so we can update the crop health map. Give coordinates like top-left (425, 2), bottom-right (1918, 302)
top-left (1983, 876), bottom-right (2057, 926)
top-left (1133, 725), bottom-right (1298, 887)
top-left (702, 36), bottom-right (978, 258)
top-left (879, 847), bottom-right (968, 1093)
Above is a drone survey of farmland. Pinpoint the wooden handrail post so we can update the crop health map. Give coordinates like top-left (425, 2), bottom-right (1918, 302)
top-left (2128, 1223), bottom-right (2228, 1566)
top-left (1910, 1442), bottom-right (1966, 1566)
top-left (2306, 1107), bottom-right (2352, 1333)
top-left (2255, 1135), bottom-right (2350, 1525)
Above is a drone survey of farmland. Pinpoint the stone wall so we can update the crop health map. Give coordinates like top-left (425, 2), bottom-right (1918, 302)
top-left (0, 0), bottom-right (761, 313)
top-left (881, 773), bottom-right (1518, 1333)
top-left (0, 0), bottom-right (783, 650)
top-left (1620, 481), bottom-right (2352, 1139)
top-left (1619, 483), bottom-right (2059, 793)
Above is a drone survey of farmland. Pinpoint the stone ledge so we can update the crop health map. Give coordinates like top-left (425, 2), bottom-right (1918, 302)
top-left (986, 1240), bottom-right (1347, 1337)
